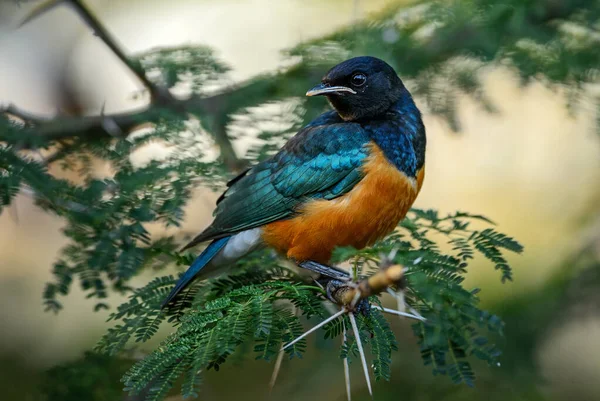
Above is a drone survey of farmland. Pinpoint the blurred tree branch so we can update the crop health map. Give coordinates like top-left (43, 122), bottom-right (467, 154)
top-left (10, 0), bottom-right (245, 170)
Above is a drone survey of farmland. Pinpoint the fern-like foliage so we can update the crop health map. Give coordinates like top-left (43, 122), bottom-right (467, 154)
top-left (97, 211), bottom-right (522, 400)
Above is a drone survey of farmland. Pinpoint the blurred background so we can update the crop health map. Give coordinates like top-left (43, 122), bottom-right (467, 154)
top-left (1, 0), bottom-right (599, 400)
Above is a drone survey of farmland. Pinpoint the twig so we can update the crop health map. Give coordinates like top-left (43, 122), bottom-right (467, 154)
top-left (18, 0), bottom-right (63, 27)
top-left (21, 0), bottom-right (171, 105)
top-left (8, 86), bottom-right (246, 169)
top-left (66, 0), bottom-right (173, 105)
top-left (269, 304), bottom-right (297, 392)
top-left (14, 0), bottom-right (246, 171)
top-left (268, 349), bottom-right (285, 392)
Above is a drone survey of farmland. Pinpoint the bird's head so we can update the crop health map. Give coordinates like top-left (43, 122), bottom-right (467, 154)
top-left (306, 56), bottom-right (404, 121)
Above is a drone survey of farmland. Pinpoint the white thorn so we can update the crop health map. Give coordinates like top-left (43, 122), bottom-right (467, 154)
top-left (269, 348), bottom-right (285, 391)
top-left (413, 256), bottom-right (423, 265)
top-left (371, 305), bottom-right (427, 322)
top-left (343, 326), bottom-right (351, 401)
top-left (387, 288), bottom-right (407, 314)
top-left (349, 312), bottom-right (372, 397)
top-left (385, 288), bottom-right (425, 320)
top-left (350, 289), bottom-right (362, 309)
top-left (270, 304), bottom-right (295, 391)
top-left (408, 307), bottom-right (425, 320)
top-left (396, 291), bottom-right (406, 314)
top-left (387, 248), bottom-right (398, 262)
top-left (312, 278), bottom-right (325, 290)
top-left (282, 309), bottom-right (346, 350)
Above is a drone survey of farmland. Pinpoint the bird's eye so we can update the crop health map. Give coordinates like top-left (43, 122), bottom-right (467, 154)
top-left (351, 73), bottom-right (367, 87)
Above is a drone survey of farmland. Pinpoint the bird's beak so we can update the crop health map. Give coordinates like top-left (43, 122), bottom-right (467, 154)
top-left (306, 83), bottom-right (357, 97)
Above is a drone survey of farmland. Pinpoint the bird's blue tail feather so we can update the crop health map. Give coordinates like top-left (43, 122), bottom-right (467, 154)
top-left (161, 236), bottom-right (230, 308)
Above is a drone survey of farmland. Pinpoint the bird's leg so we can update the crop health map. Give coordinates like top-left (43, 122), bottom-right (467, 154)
top-left (326, 279), bottom-right (346, 303)
top-left (297, 260), bottom-right (360, 306)
top-left (298, 260), bottom-right (351, 281)
top-left (269, 346), bottom-right (285, 392)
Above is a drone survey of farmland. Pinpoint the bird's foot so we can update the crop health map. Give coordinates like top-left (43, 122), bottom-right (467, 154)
top-left (325, 279), bottom-right (371, 315)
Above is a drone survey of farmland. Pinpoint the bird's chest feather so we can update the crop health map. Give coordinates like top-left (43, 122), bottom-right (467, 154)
top-left (262, 143), bottom-right (424, 263)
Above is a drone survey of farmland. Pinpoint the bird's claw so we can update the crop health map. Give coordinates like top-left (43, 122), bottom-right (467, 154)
top-left (325, 279), bottom-right (371, 315)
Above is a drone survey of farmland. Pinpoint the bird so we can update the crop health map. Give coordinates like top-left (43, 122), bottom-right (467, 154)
top-left (161, 56), bottom-right (426, 308)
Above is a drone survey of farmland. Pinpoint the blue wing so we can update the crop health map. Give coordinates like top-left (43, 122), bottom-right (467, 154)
top-left (182, 111), bottom-right (370, 249)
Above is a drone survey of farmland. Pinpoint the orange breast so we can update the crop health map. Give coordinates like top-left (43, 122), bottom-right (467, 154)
top-left (262, 143), bottom-right (425, 263)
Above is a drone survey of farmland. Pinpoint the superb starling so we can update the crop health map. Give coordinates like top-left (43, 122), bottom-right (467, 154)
top-left (162, 56), bottom-right (426, 307)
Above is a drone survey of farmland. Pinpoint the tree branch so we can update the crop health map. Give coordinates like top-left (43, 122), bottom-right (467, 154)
top-left (11, 0), bottom-right (249, 171)
top-left (21, 0), bottom-right (172, 105)
top-left (66, 0), bottom-right (173, 105)
top-left (5, 60), bottom-right (322, 171)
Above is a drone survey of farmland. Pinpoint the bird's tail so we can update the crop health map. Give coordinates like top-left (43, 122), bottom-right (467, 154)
top-left (161, 236), bottom-right (230, 308)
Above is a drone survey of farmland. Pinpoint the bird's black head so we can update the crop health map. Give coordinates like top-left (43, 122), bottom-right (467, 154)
top-left (306, 56), bottom-right (405, 121)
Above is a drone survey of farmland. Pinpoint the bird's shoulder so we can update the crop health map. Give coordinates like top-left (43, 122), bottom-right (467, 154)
top-left (277, 111), bottom-right (370, 160)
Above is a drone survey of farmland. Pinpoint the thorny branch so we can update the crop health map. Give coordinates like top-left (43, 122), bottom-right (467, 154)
top-left (277, 257), bottom-right (426, 399)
